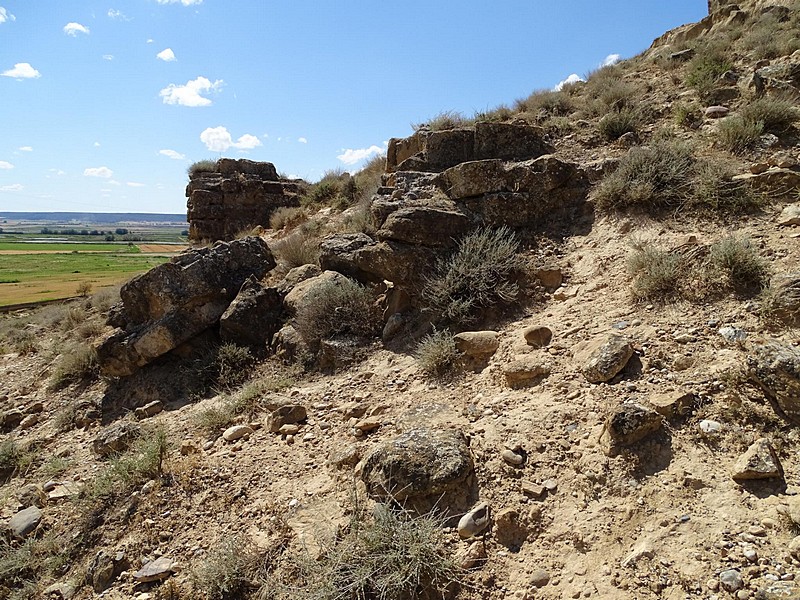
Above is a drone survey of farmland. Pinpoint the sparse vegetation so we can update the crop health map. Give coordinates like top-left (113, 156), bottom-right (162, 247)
top-left (271, 230), bottom-right (321, 268)
top-left (595, 138), bottom-right (758, 214)
top-left (627, 241), bottom-right (684, 301)
top-left (83, 425), bottom-right (169, 505)
top-left (269, 206), bottom-right (307, 231)
top-left (423, 226), bottom-right (523, 324)
top-left (0, 440), bottom-right (35, 482)
top-left (188, 159), bottom-right (218, 176)
top-left (708, 235), bottom-right (770, 294)
top-left (191, 537), bottom-right (261, 600)
top-left (415, 328), bottom-right (461, 377)
top-left (598, 107), bottom-right (641, 140)
top-left (515, 89), bottom-right (574, 117)
top-left (716, 115), bottom-right (765, 154)
top-left (76, 281), bottom-right (93, 297)
top-left (685, 47), bottom-right (732, 98)
top-left (294, 278), bottom-right (380, 344)
top-left (413, 110), bottom-right (474, 131)
top-left (740, 95), bottom-right (800, 133)
top-left (267, 503), bottom-right (462, 600)
top-left (48, 342), bottom-right (98, 390)
top-left (214, 343), bottom-right (255, 390)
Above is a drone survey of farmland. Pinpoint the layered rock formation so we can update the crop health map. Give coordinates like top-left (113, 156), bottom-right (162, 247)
top-left (186, 159), bottom-right (302, 242)
top-left (97, 237), bottom-right (276, 377)
top-left (321, 122), bottom-right (589, 292)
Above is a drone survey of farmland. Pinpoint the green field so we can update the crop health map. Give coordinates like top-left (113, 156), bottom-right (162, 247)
top-left (0, 241), bottom-right (140, 253)
top-left (0, 253), bottom-right (170, 306)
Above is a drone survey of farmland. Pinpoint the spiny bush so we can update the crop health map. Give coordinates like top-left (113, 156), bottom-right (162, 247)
top-left (475, 104), bottom-right (514, 123)
top-left (423, 226), bottom-right (523, 325)
top-left (415, 328), bottom-right (461, 377)
top-left (708, 235), bottom-right (770, 294)
top-left (515, 89), bottom-right (574, 116)
top-left (272, 231), bottom-right (321, 269)
top-left (627, 242), bottom-right (684, 301)
top-left (295, 278), bottom-right (380, 344)
top-left (673, 102), bottom-right (702, 129)
top-left (598, 107), bottom-right (641, 140)
top-left (188, 159), bottom-right (217, 177)
top-left (267, 503), bottom-right (462, 600)
top-left (213, 343), bottom-right (255, 390)
top-left (191, 537), bottom-right (261, 600)
top-left (269, 206), bottom-right (307, 231)
top-left (716, 115), bottom-right (764, 154)
top-left (0, 535), bottom-right (75, 600)
top-left (594, 138), bottom-right (694, 211)
top-left (595, 138), bottom-right (758, 214)
top-left (685, 48), bottom-right (732, 98)
top-left (48, 343), bottom-right (98, 390)
top-left (740, 95), bottom-right (800, 134)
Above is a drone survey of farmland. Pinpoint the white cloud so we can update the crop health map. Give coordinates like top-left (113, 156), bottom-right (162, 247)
top-left (601, 53), bottom-right (621, 67)
top-left (298, 137), bottom-right (308, 144)
top-left (84, 166), bottom-right (113, 178)
top-left (49, 169), bottom-right (66, 176)
top-left (2, 63), bottom-right (41, 79)
top-left (159, 149), bottom-right (185, 160)
top-left (554, 73), bottom-right (583, 91)
top-left (200, 127), bottom-right (262, 152)
top-left (18, 146), bottom-right (32, 152)
top-left (103, 54), bottom-right (114, 61)
top-left (160, 76), bottom-right (222, 107)
top-left (336, 145), bottom-right (384, 166)
top-left (127, 182), bottom-right (145, 187)
top-left (157, 48), bottom-right (176, 62)
top-left (156, 0), bottom-right (203, 5)
top-left (0, 184), bottom-right (23, 192)
top-left (64, 22), bottom-right (90, 36)
top-left (0, 161), bottom-right (13, 169)
top-left (93, 142), bottom-right (101, 147)
top-left (107, 9), bottom-right (130, 20)
top-left (146, 38), bottom-right (154, 44)
top-left (0, 7), bottom-right (15, 23)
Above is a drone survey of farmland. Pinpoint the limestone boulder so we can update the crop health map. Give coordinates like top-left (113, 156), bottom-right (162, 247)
top-left (600, 403), bottom-right (663, 455)
top-left (748, 341), bottom-right (800, 425)
top-left (733, 169), bottom-right (800, 198)
top-left (98, 237), bottom-right (275, 377)
top-left (283, 270), bottom-right (352, 316)
top-left (219, 276), bottom-right (283, 348)
top-left (578, 334), bottom-right (634, 383)
top-left (778, 204), bottom-right (800, 226)
top-left (732, 438), bottom-right (783, 481)
top-left (764, 273), bottom-right (800, 326)
top-left (8, 506), bottom-right (42, 539)
top-left (473, 121), bottom-right (552, 162)
top-left (376, 205), bottom-right (471, 247)
top-left (93, 421), bottom-right (141, 457)
top-left (360, 428), bottom-right (474, 514)
top-left (453, 331), bottom-right (500, 358)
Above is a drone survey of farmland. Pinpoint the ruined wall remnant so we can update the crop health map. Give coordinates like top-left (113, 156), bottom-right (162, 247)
top-left (186, 158), bottom-right (303, 242)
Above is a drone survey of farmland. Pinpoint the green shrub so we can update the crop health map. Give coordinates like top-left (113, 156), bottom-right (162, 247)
top-left (685, 50), bottom-right (732, 98)
top-left (0, 440), bottom-right (35, 482)
top-left (84, 425), bottom-right (169, 504)
top-left (474, 104), bottom-right (514, 123)
top-left (709, 235), bottom-right (770, 294)
top-left (692, 160), bottom-right (759, 213)
top-left (48, 343), bottom-right (98, 390)
top-left (423, 226), bottom-right (523, 325)
top-left (627, 242), bottom-right (684, 301)
top-left (673, 102), bottom-right (701, 128)
top-left (740, 95), bottom-right (800, 134)
top-left (598, 107), bottom-right (641, 140)
top-left (272, 231), bottom-right (321, 269)
top-left (295, 278), bottom-right (380, 344)
top-left (415, 329), bottom-right (461, 377)
top-left (716, 115), bottom-right (764, 153)
top-left (188, 159), bottom-right (217, 177)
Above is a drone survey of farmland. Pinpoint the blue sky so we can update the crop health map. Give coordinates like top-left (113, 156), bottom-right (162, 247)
top-left (0, 1), bottom-right (707, 215)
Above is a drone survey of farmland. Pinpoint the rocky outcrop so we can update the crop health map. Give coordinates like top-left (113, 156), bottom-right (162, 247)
top-left (360, 427), bottom-right (475, 514)
top-left (748, 341), bottom-right (800, 425)
top-left (219, 276), bottom-right (283, 348)
top-left (322, 123), bottom-right (588, 296)
top-left (97, 237), bottom-right (276, 377)
top-left (186, 159), bottom-right (302, 242)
